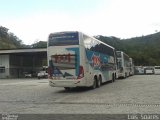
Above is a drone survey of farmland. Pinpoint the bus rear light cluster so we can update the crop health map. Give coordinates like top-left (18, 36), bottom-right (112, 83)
top-left (77, 66), bottom-right (84, 79)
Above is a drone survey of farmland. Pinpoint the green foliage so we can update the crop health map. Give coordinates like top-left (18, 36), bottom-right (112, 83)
top-left (1, 25), bottom-right (160, 66)
top-left (0, 26), bottom-right (29, 49)
top-left (96, 32), bottom-right (160, 66)
top-left (31, 41), bottom-right (47, 48)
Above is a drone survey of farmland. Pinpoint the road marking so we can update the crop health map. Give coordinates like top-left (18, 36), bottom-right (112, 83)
top-left (0, 100), bottom-right (160, 107)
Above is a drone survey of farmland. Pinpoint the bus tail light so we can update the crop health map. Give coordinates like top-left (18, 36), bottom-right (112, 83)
top-left (77, 66), bottom-right (84, 79)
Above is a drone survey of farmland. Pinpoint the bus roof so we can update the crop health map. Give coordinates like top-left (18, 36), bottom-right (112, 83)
top-left (49, 31), bottom-right (115, 50)
top-left (49, 31), bottom-right (78, 37)
top-left (89, 35), bottom-right (115, 50)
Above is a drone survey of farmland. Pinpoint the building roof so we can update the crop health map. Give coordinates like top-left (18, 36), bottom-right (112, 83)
top-left (0, 48), bottom-right (47, 54)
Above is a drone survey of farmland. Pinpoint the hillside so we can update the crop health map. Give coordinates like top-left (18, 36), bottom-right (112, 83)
top-left (96, 32), bottom-right (160, 66)
top-left (0, 26), bottom-right (29, 49)
top-left (1, 25), bottom-right (160, 66)
top-left (32, 33), bottom-right (160, 66)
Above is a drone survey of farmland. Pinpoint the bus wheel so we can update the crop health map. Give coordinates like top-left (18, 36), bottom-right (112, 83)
top-left (97, 76), bottom-right (102, 88)
top-left (91, 79), bottom-right (97, 89)
top-left (125, 73), bottom-right (127, 78)
top-left (114, 73), bottom-right (117, 81)
top-left (64, 87), bottom-right (71, 91)
top-left (112, 74), bottom-right (115, 83)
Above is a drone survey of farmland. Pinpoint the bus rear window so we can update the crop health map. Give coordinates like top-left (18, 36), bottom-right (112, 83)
top-left (48, 32), bottom-right (79, 46)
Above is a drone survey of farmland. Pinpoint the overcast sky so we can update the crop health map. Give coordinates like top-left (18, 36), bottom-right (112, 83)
top-left (1, 0), bottom-right (160, 45)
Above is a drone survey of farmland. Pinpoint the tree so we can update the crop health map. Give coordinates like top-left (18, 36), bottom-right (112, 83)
top-left (31, 41), bottom-right (47, 48)
top-left (0, 26), bottom-right (8, 38)
top-left (0, 26), bottom-right (26, 49)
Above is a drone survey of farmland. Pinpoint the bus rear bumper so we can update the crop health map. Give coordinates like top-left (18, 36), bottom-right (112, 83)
top-left (117, 73), bottom-right (125, 78)
top-left (49, 79), bottom-right (87, 87)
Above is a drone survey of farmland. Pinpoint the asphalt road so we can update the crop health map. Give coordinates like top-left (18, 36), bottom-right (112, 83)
top-left (0, 75), bottom-right (160, 115)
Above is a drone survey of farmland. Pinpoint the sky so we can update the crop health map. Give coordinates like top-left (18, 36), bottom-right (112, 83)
top-left (1, 0), bottom-right (160, 45)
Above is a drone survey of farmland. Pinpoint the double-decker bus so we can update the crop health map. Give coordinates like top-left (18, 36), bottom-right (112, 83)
top-left (116, 51), bottom-right (131, 78)
top-left (47, 31), bottom-right (117, 90)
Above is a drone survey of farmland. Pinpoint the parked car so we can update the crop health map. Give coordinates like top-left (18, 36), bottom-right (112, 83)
top-left (135, 66), bottom-right (145, 75)
top-left (37, 71), bottom-right (48, 79)
top-left (154, 66), bottom-right (160, 74)
top-left (24, 72), bottom-right (32, 78)
top-left (144, 67), bottom-right (154, 75)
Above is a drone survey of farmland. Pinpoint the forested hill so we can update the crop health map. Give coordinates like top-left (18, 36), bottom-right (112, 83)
top-left (1, 25), bottom-right (160, 65)
top-left (96, 32), bottom-right (160, 66)
top-left (0, 26), bottom-right (47, 49)
top-left (0, 26), bottom-right (26, 49)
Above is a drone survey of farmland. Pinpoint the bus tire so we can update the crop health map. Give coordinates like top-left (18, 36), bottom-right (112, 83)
top-left (123, 73), bottom-right (126, 79)
top-left (112, 74), bottom-right (115, 83)
top-left (64, 87), bottom-right (71, 91)
top-left (91, 79), bottom-right (97, 89)
top-left (114, 73), bottom-right (117, 81)
top-left (97, 79), bottom-right (101, 88)
top-left (125, 73), bottom-right (127, 78)
top-left (97, 76), bottom-right (102, 88)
